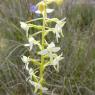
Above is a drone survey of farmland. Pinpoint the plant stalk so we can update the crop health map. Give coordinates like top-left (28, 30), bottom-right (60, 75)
top-left (40, 0), bottom-right (47, 95)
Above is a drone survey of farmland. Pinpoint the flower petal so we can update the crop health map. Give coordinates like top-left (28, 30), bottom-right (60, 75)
top-left (20, 21), bottom-right (29, 32)
top-left (52, 47), bottom-right (60, 52)
top-left (46, 8), bottom-right (54, 13)
top-left (47, 42), bottom-right (55, 48)
top-left (21, 55), bottom-right (29, 64)
top-left (35, 9), bottom-right (54, 14)
top-left (38, 49), bottom-right (48, 55)
top-left (24, 44), bottom-right (30, 47)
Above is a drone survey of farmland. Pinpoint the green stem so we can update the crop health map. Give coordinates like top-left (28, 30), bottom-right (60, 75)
top-left (39, 13), bottom-right (45, 95)
top-left (40, 0), bottom-right (47, 95)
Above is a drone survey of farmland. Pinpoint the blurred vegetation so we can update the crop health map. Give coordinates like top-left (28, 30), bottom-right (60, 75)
top-left (0, 0), bottom-right (95, 95)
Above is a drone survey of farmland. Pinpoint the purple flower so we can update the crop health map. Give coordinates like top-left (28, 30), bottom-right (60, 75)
top-left (29, 4), bottom-right (37, 13)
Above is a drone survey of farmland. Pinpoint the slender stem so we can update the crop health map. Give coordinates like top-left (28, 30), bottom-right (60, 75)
top-left (40, 0), bottom-right (47, 95)
top-left (39, 12), bottom-right (45, 95)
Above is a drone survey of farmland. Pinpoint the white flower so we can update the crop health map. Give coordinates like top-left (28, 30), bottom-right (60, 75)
top-left (38, 42), bottom-right (60, 55)
top-left (29, 80), bottom-right (48, 93)
top-left (38, 42), bottom-right (63, 71)
top-left (24, 37), bottom-right (40, 51)
top-left (21, 55), bottom-right (29, 70)
top-left (50, 54), bottom-right (64, 72)
top-left (38, 42), bottom-right (60, 63)
top-left (35, 8), bottom-right (54, 14)
top-left (20, 22), bottom-right (29, 32)
top-left (20, 21), bottom-right (29, 37)
top-left (21, 56), bottom-right (36, 80)
top-left (29, 68), bottom-right (34, 77)
top-left (53, 17), bottom-right (66, 42)
top-left (21, 55), bottom-right (29, 64)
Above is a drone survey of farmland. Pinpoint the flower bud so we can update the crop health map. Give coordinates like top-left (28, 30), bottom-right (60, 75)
top-left (37, 1), bottom-right (46, 14)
